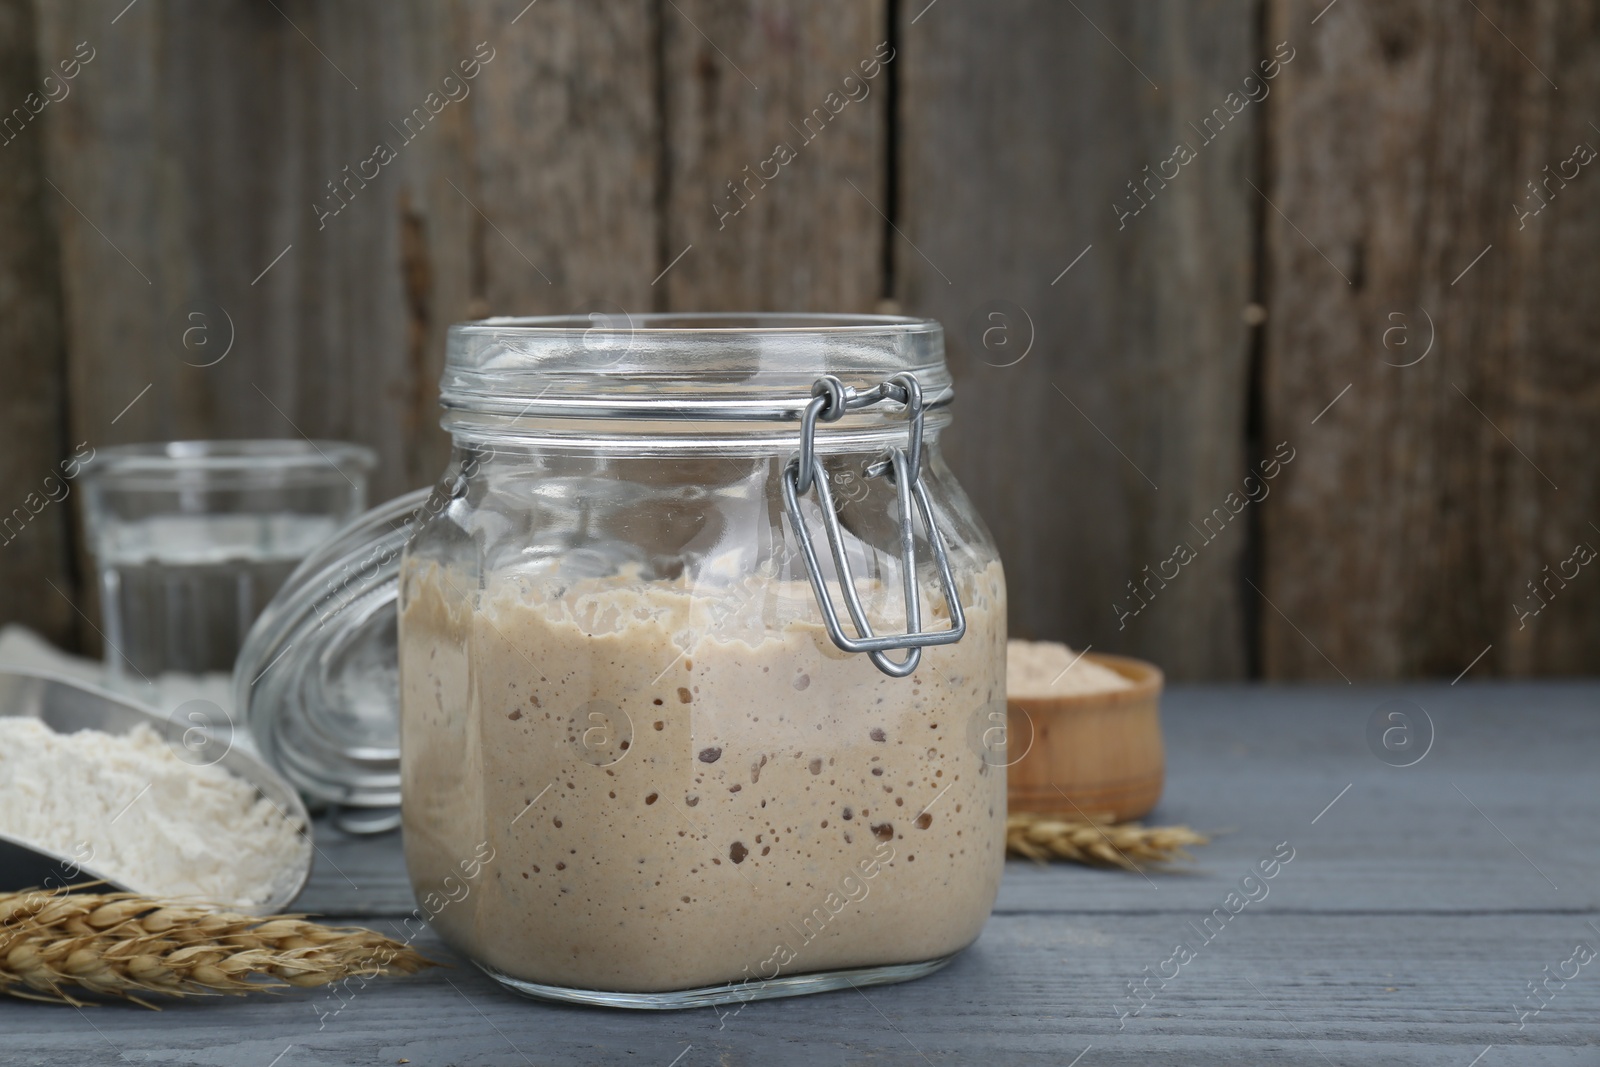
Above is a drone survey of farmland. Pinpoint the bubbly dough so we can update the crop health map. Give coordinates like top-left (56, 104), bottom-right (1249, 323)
top-left (400, 561), bottom-right (1007, 993)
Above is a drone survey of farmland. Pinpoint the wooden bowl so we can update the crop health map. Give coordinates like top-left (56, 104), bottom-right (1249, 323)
top-left (1006, 652), bottom-right (1165, 822)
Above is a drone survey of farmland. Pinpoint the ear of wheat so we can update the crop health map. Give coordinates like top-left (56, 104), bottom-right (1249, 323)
top-left (1006, 811), bottom-right (1208, 869)
top-left (0, 888), bottom-right (437, 1008)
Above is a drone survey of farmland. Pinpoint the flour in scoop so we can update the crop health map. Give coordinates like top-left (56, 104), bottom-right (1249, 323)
top-left (0, 718), bottom-right (308, 907)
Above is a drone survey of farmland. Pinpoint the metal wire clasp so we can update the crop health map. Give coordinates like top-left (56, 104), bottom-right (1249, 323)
top-left (781, 373), bottom-right (967, 677)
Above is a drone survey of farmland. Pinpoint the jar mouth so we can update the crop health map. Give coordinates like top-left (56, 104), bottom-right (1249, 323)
top-left (453, 312), bottom-right (941, 336)
top-left (441, 312), bottom-right (951, 424)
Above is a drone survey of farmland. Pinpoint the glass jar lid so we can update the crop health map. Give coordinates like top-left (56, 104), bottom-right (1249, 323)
top-left (234, 487), bottom-right (432, 823)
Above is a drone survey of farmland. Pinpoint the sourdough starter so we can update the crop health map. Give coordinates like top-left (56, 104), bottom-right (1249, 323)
top-left (399, 561), bottom-right (1007, 993)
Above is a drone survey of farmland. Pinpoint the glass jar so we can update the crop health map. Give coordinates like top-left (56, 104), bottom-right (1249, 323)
top-left (398, 314), bottom-right (1008, 1008)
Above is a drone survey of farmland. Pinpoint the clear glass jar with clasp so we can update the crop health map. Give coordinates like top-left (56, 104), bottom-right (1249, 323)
top-left (398, 314), bottom-right (1008, 1007)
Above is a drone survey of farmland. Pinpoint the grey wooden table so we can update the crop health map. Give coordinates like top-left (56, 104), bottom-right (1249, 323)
top-left (6, 682), bottom-right (1597, 1065)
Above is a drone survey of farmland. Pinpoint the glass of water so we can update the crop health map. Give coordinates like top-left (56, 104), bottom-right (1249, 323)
top-left (79, 440), bottom-right (375, 689)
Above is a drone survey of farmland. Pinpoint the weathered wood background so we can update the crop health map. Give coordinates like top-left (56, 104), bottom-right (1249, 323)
top-left (0, 0), bottom-right (1594, 681)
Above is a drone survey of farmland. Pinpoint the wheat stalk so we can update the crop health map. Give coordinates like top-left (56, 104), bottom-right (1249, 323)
top-left (0, 887), bottom-right (437, 1008)
top-left (1006, 811), bottom-right (1208, 869)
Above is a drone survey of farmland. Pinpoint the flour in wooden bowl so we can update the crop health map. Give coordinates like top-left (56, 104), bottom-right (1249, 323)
top-left (1007, 639), bottom-right (1135, 697)
top-left (0, 718), bottom-right (309, 907)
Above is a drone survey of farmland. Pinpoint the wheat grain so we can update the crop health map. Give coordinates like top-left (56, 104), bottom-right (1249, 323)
top-left (0, 887), bottom-right (437, 1008)
top-left (1006, 811), bottom-right (1208, 869)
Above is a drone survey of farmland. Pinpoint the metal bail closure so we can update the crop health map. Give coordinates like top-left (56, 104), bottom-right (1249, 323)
top-left (781, 373), bottom-right (968, 678)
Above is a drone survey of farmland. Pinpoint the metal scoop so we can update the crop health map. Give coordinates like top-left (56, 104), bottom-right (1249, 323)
top-left (0, 668), bottom-right (312, 914)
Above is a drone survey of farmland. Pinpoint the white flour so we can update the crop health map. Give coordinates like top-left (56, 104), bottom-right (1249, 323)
top-left (0, 718), bottom-right (308, 907)
top-left (1007, 639), bottom-right (1135, 696)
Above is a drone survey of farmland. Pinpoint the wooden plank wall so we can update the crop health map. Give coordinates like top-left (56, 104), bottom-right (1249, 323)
top-left (1259, 0), bottom-right (1600, 680)
top-left (0, 0), bottom-right (75, 646)
top-left (660, 1), bottom-right (886, 312)
top-left (899, 0), bottom-right (1261, 680)
top-left (31, 0), bottom-right (666, 502)
top-left (1, 0), bottom-right (1596, 680)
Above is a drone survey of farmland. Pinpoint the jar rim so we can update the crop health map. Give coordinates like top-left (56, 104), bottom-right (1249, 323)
top-left (440, 311), bottom-right (952, 425)
top-left (452, 312), bottom-right (941, 336)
